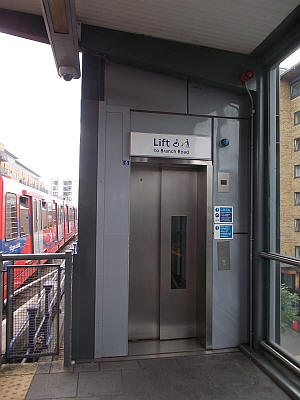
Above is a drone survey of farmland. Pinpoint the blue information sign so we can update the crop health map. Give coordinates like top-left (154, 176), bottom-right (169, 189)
top-left (214, 206), bottom-right (233, 224)
top-left (214, 224), bottom-right (233, 239)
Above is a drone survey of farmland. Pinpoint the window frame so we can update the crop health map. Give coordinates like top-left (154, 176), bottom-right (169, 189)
top-left (294, 111), bottom-right (300, 126)
top-left (5, 192), bottom-right (18, 241)
top-left (294, 164), bottom-right (300, 178)
top-left (19, 195), bottom-right (30, 237)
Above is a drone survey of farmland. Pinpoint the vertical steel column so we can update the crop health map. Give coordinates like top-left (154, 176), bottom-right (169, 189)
top-left (6, 265), bottom-right (14, 362)
top-left (64, 250), bottom-right (72, 367)
top-left (43, 282), bottom-right (53, 347)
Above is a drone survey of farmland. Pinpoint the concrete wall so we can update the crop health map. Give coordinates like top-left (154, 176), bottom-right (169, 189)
top-left (92, 61), bottom-right (250, 357)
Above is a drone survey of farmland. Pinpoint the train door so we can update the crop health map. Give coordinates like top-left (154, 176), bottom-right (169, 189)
top-left (58, 205), bottom-right (63, 241)
top-left (32, 198), bottom-right (43, 253)
top-left (129, 165), bottom-right (198, 340)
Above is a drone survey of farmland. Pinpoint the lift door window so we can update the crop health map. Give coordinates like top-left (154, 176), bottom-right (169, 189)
top-left (171, 216), bottom-right (187, 289)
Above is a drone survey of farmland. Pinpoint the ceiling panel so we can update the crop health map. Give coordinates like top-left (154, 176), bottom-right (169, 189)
top-left (0, 0), bottom-right (298, 54)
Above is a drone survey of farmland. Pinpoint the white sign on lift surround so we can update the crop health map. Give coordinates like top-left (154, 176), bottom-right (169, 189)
top-left (130, 132), bottom-right (211, 159)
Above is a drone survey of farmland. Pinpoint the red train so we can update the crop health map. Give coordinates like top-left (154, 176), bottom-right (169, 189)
top-left (0, 175), bottom-right (77, 295)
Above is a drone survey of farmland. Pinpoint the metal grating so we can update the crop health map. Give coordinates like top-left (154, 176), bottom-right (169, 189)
top-left (5, 264), bottom-right (63, 361)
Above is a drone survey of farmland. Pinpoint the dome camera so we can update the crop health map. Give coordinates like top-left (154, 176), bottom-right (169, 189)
top-left (58, 66), bottom-right (78, 81)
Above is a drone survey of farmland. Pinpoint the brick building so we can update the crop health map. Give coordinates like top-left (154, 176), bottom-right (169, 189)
top-left (280, 64), bottom-right (300, 296)
top-left (0, 142), bottom-right (46, 192)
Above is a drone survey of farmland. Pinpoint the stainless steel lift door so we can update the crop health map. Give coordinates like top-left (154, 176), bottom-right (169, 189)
top-left (129, 166), bottom-right (161, 340)
top-left (160, 168), bottom-right (197, 339)
top-left (129, 165), bottom-right (197, 341)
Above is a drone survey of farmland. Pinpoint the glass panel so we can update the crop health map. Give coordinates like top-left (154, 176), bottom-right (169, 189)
top-left (295, 165), bottom-right (300, 178)
top-left (295, 219), bottom-right (300, 232)
top-left (294, 111), bottom-right (300, 126)
top-left (20, 196), bottom-right (29, 237)
top-left (291, 80), bottom-right (300, 99)
top-left (268, 261), bottom-right (300, 363)
top-left (5, 193), bottom-right (18, 240)
top-left (171, 216), bottom-right (187, 289)
top-left (294, 137), bottom-right (300, 151)
top-left (295, 192), bottom-right (300, 205)
top-left (42, 201), bottom-right (47, 230)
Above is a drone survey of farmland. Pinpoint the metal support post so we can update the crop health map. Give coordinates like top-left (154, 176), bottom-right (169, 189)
top-left (64, 250), bottom-right (72, 367)
top-left (27, 305), bottom-right (38, 354)
top-left (6, 265), bottom-right (14, 363)
top-left (43, 282), bottom-right (53, 347)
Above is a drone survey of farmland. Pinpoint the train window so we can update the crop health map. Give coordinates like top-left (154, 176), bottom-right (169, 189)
top-left (52, 203), bottom-right (57, 227)
top-left (60, 206), bottom-right (63, 224)
top-left (5, 193), bottom-right (18, 241)
top-left (48, 203), bottom-right (52, 228)
top-left (42, 201), bottom-right (47, 230)
top-left (20, 196), bottom-right (29, 237)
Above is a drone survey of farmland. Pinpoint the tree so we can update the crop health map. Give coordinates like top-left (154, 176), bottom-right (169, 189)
top-left (281, 283), bottom-right (299, 332)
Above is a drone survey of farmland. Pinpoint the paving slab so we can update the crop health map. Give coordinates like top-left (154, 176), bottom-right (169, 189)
top-left (24, 351), bottom-right (293, 400)
top-left (100, 360), bottom-right (139, 371)
top-left (77, 371), bottom-right (123, 397)
top-left (26, 372), bottom-right (78, 399)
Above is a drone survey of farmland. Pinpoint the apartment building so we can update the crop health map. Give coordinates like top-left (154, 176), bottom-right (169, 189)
top-left (0, 142), bottom-right (46, 192)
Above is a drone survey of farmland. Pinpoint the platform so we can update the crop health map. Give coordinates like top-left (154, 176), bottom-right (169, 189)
top-left (25, 351), bottom-right (290, 399)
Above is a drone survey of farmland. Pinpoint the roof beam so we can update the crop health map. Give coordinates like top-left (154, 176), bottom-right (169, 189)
top-left (0, 8), bottom-right (48, 43)
top-left (80, 24), bottom-right (260, 91)
top-left (251, 5), bottom-right (300, 69)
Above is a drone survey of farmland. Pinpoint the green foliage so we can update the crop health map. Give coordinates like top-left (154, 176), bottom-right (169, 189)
top-left (281, 284), bottom-right (299, 332)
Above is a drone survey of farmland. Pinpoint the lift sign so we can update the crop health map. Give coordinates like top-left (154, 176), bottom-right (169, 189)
top-left (214, 206), bottom-right (233, 224)
top-left (130, 132), bottom-right (211, 159)
top-left (214, 224), bottom-right (233, 240)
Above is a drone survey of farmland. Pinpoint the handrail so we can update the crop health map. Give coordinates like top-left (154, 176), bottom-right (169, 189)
top-left (0, 252), bottom-right (65, 261)
top-left (260, 252), bottom-right (300, 268)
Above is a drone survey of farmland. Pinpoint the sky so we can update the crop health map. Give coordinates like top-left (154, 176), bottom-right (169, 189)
top-left (0, 31), bottom-right (299, 194)
top-left (0, 32), bottom-right (81, 191)
top-left (280, 47), bottom-right (300, 69)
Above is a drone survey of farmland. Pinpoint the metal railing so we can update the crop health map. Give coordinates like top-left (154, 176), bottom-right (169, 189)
top-left (260, 251), bottom-right (300, 375)
top-left (260, 251), bottom-right (300, 269)
top-left (0, 250), bottom-right (73, 366)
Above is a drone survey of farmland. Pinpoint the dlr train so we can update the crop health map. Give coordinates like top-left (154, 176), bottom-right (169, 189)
top-left (0, 175), bottom-right (77, 295)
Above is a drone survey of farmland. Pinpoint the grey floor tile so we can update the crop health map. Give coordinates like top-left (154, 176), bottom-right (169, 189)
top-left (36, 362), bottom-right (51, 374)
top-left (100, 360), bottom-right (140, 371)
top-left (74, 362), bottom-right (100, 372)
top-left (50, 360), bottom-right (74, 373)
top-left (138, 357), bottom-right (181, 370)
top-left (235, 383), bottom-right (292, 400)
top-left (26, 372), bottom-right (78, 399)
top-left (121, 368), bottom-right (166, 396)
top-left (77, 371), bottom-right (123, 397)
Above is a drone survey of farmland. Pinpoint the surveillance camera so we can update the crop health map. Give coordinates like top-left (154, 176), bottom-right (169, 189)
top-left (58, 66), bottom-right (79, 81)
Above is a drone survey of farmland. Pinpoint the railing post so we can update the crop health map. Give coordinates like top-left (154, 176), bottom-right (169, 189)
top-left (43, 282), bottom-right (53, 347)
top-left (0, 253), bottom-right (3, 366)
top-left (27, 305), bottom-right (38, 355)
top-left (64, 250), bottom-right (72, 367)
top-left (6, 265), bottom-right (14, 363)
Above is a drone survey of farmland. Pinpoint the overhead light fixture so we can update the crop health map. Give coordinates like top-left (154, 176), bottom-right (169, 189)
top-left (41, 0), bottom-right (80, 81)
